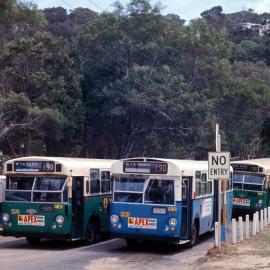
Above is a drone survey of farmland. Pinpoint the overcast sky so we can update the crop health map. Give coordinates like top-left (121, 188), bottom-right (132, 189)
top-left (32, 0), bottom-right (270, 20)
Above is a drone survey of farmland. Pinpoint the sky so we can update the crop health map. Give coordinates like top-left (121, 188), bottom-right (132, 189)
top-left (32, 0), bottom-right (270, 20)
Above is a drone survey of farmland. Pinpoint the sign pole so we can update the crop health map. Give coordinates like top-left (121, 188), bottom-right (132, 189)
top-left (209, 124), bottom-right (230, 252)
top-left (216, 125), bottom-right (222, 252)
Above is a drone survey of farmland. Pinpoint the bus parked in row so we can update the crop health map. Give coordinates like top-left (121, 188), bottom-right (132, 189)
top-left (0, 156), bottom-right (116, 244)
top-left (231, 158), bottom-right (270, 213)
top-left (110, 157), bottom-right (233, 247)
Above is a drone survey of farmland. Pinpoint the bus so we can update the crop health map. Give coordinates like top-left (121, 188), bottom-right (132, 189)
top-left (110, 157), bottom-right (233, 247)
top-left (231, 158), bottom-right (270, 213)
top-left (0, 156), bottom-right (116, 244)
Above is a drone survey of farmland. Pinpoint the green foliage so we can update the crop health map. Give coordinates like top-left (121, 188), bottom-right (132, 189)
top-left (2, 0), bottom-right (270, 160)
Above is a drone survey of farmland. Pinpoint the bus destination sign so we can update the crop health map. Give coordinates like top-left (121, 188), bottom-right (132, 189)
top-left (123, 161), bottom-right (168, 174)
top-left (231, 164), bottom-right (259, 173)
top-left (14, 161), bottom-right (55, 172)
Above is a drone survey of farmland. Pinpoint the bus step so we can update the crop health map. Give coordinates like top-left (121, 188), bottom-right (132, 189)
top-left (179, 240), bottom-right (190, 245)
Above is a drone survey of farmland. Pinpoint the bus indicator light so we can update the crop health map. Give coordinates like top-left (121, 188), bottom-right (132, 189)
top-left (54, 204), bottom-right (63, 209)
top-left (120, 212), bottom-right (130, 217)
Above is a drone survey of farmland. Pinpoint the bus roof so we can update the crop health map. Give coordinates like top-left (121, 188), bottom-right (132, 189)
top-left (231, 158), bottom-right (270, 171)
top-left (111, 157), bottom-right (209, 176)
top-left (4, 156), bottom-right (118, 176)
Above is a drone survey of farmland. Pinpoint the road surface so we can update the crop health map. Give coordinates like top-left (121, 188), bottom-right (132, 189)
top-left (0, 233), bottom-right (213, 270)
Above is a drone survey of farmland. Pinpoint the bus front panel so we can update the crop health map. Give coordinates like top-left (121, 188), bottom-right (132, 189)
top-left (110, 202), bottom-right (182, 244)
top-left (1, 201), bottom-right (72, 239)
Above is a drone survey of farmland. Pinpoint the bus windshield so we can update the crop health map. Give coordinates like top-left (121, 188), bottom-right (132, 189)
top-left (233, 173), bottom-right (265, 191)
top-left (113, 177), bottom-right (174, 205)
top-left (5, 176), bottom-right (67, 202)
top-left (114, 178), bottom-right (144, 203)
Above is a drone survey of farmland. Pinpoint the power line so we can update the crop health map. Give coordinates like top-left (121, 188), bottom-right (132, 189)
top-left (85, 0), bottom-right (105, 12)
top-left (59, 0), bottom-right (74, 10)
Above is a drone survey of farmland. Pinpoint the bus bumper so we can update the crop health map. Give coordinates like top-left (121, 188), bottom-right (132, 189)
top-left (111, 232), bottom-right (187, 245)
top-left (1, 231), bottom-right (71, 240)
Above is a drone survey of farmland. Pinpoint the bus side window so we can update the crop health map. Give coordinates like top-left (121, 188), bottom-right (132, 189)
top-left (86, 180), bottom-right (90, 194)
top-left (201, 173), bottom-right (207, 196)
top-left (195, 171), bottom-right (201, 197)
top-left (90, 169), bottom-right (100, 194)
top-left (101, 171), bottom-right (111, 194)
top-left (206, 180), bottom-right (212, 195)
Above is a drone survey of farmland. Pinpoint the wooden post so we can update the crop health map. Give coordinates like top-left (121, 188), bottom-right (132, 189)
top-left (232, 218), bottom-right (237, 244)
top-left (256, 211), bottom-right (260, 233)
top-left (245, 215), bottom-right (249, 239)
top-left (260, 210), bottom-right (264, 230)
top-left (215, 222), bottom-right (219, 247)
top-left (252, 212), bottom-right (256, 236)
top-left (264, 208), bottom-right (268, 227)
top-left (239, 216), bottom-right (244, 241)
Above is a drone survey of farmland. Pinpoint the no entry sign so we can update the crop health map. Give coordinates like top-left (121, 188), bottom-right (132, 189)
top-left (208, 152), bottom-right (230, 180)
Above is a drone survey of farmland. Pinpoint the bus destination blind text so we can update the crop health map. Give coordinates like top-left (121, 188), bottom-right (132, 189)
top-left (14, 161), bottom-right (55, 172)
top-left (123, 161), bottom-right (168, 174)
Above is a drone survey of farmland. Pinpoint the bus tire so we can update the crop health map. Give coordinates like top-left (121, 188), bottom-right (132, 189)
top-left (125, 239), bottom-right (138, 248)
top-left (26, 237), bottom-right (41, 245)
top-left (85, 222), bottom-right (99, 244)
top-left (188, 222), bottom-right (198, 248)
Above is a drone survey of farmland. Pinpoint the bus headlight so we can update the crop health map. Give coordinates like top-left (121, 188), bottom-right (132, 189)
top-left (110, 214), bottom-right (119, 224)
top-left (56, 215), bottom-right (64, 224)
top-left (258, 199), bottom-right (263, 207)
top-left (168, 218), bottom-right (177, 227)
top-left (2, 213), bottom-right (10, 222)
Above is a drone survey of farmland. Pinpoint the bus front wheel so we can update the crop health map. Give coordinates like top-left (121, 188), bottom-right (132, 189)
top-left (188, 222), bottom-right (198, 247)
top-left (26, 237), bottom-right (41, 245)
top-left (85, 223), bottom-right (99, 244)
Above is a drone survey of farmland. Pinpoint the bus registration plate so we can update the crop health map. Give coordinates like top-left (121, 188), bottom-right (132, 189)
top-left (18, 215), bottom-right (45, 226)
top-left (128, 217), bottom-right (157, 229)
top-left (233, 198), bottom-right (250, 206)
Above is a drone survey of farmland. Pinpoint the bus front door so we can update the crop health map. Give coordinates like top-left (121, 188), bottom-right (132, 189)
top-left (181, 176), bottom-right (193, 239)
top-left (72, 177), bottom-right (84, 238)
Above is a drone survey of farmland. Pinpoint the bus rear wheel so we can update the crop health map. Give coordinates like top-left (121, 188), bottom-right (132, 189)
top-left (26, 237), bottom-right (41, 245)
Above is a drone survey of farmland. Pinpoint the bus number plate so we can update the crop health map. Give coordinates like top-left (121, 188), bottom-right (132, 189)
top-left (18, 215), bottom-right (45, 226)
top-left (128, 217), bottom-right (157, 229)
top-left (233, 198), bottom-right (250, 206)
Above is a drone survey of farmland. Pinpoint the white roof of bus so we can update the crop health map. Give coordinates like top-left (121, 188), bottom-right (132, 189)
top-left (112, 157), bottom-right (209, 174)
top-left (157, 158), bottom-right (208, 170)
top-left (5, 156), bottom-right (117, 167)
top-left (231, 158), bottom-right (270, 170)
top-left (4, 156), bottom-right (118, 176)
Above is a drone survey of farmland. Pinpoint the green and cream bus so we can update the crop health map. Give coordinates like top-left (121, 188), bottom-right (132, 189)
top-left (0, 156), bottom-right (116, 244)
top-left (231, 159), bottom-right (270, 213)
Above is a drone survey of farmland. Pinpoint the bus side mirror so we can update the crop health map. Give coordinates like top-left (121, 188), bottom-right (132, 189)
top-left (67, 176), bottom-right (72, 199)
